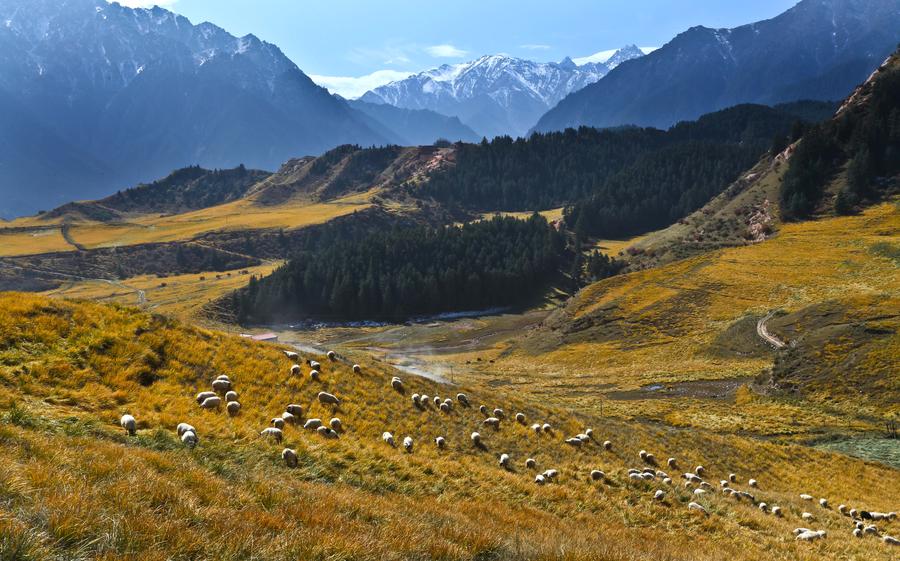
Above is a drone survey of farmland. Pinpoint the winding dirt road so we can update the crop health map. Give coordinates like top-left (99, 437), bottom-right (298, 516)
top-left (757, 311), bottom-right (787, 349)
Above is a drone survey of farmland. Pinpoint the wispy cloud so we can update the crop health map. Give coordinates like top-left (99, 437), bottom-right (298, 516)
top-left (347, 44), bottom-right (415, 66)
top-left (425, 44), bottom-right (469, 58)
top-left (111, 0), bottom-right (179, 7)
top-left (520, 44), bottom-right (551, 51)
top-left (310, 70), bottom-right (415, 99)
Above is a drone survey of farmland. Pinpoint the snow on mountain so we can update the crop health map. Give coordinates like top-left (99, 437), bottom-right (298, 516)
top-left (360, 46), bottom-right (646, 138)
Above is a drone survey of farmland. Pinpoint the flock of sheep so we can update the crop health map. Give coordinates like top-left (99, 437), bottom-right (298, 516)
top-left (118, 346), bottom-right (898, 550)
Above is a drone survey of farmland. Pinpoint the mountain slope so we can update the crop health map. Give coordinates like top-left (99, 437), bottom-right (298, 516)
top-left (346, 99), bottom-right (481, 145)
top-left (361, 47), bottom-right (645, 138)
top-left (533, 0), bottom-right (900, 133)
top-left (0, 0), bottom-right (389, 218)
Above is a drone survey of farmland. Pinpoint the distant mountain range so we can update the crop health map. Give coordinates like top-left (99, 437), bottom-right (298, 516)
top-left (360, 46), bottom-right (647, 138)
top-left (533, 0), bottom-right (900, 133)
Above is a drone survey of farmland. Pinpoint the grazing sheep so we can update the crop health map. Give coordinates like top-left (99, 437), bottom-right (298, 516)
top-left (200, 396), bottom-right (221, 409)
top-left (543, 469), bottom-right (558, 480)
top-left (682, 473), bottom-right (702, 484)
top-left (663, 477), bottom-right (672, 485)
top-left (482, 417), bottom-right (501, 429)
top-left (585, 428), bottom-right (594, 439)
top-left (738, 491), bottom-right (755, 502)
top-left (870, 512), bottom-right (894, 521)
top-left (284, 351), bottom-right (299, 360)
top-left (819, 498), bottom-right (828, 508)
top-left (225, 391), bottom-right (238, 402)
top-left (391, 377), bottom-right (404, 392)
top-left (443, 398), bottom-right (453, 408)
top-left (629, 473), bottom-right (643, 481)
top-left (260, 427), bottom-right (283, 442)
top-left (317, 426), bottom-right (338, 439)
top-left (330, 418), bottom-right (342, 431)
top-left (411, 394), bottom-right (421, 408)
top-left (215, 375), bottom-right (231, 382)
top-left (181, 430), bottom-right (198, 448)
top-left (176, 423), bottom-right (195, 437)
top-left (515, 413), bottom-right (526, 424)
top-left (602, 440), bottom-right (612, 451)
top-left (801, 512), bottom-right (814, 521)
top-left (290, 364), bottom-right (301, 375)
top-left (499, 453), bottom-right (510, 468)
top-left (884, 535), bottom-right (900, 546)
top-left (759, 502), bottom-right (768, 513)
top-left (654, 490), bottom-right (666, 501)
top-left (800, 494), bottom-right (813, 501)
top-left (542, 423), bottom-right (552, 433)
top-left (853, 528), bottom-right (862, 538)
top-left (282, 448), bottom-right (298, 468)
top-left (748, 479), bottom-right (758, 488)
top-left (667, 458), bottom-right (677, 469)
top-left (792, 528), bottom-right (811, 535)
top-left (281, 411), bottom-right (297, 425)
top-left (864, 525), bottom-right (878, 535)
top-left (729, 473), bottom-right (737, 483)
top-left (382, 432), bottom-right (395, 447)
top-left (576, 433), bottom-right (591, 442)
top-left (309, 360), bottom-right (321, 370)
top-left (493, 409), bottom-right (505, 419)
top-left (694, 466), bottom-right (705, 477)
top-left (352, 364), bottom-right (361, 374)
top-left (120, 414), bottom-right (136, 435)
top-left (838, 504), bottom-right (848, 515)
top-left (565, 437), bottom-right (583, 447)
top-left (303, 418), bottom-right (323, 430)
top-left (317, 392), bottom-right (340, 406)
top-left (309, 370), bottom-right (320, 381)
top-left (456, 393), bottom-right (470, 407)
top-left (286, 404), bottom-right (303, 417)
top-left (855, 521), bottom-right (864, 530)
top-left (212, 378), bottom-right (231, 393)
top-left (535, 474), bottom-right (546, 485)
top-left (471, 432), bottom-right (482, 445)
top-left (772, 506), bottom-right (782, 517)
top-left (439, 402), bottom-right (451, 413)
top-left (420, 395), bottom-right (430, 407)
top-left (645, 453), bottom-right (656, 465)
top-left (435, 436), bottom-right (446, 449)
top-left (688, 502), bottom-right (708, 515)
top-left (271, 417), bottom-right (285, 430)
top-left (850, 509), bottom-right (858, 518)
top-left (591, 470), bottom-right (604, 481)
top-left (526, 458), bottom-right (536, 469)
top-left (694, 489), bottom-right (707, 495)
top-left (403, 436), bottom-right (414, 453)
top-left (639, 450), bottom-right (648, 461)
top-left (795, 530), bottom-right (826, 542)
top-left (479, 405), bottom-right (488, 415)
top-left (699, 481), bottom-right (712, 490)
top-left (226, 401), bottom-right (241, 416)
top-left (719, 480), bottom-right (729, 488)
top-left (196, 391), bottom-right (216, 404)
top-left (327, 350), bottom-right (336, 361)
top-left (433, 396), bottom-right (441, 406)
top-left (531, 423), bottom-right (542, 434)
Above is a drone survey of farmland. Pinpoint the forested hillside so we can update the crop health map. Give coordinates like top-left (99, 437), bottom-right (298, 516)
top-left (231, 215), bottom-right (565, 322)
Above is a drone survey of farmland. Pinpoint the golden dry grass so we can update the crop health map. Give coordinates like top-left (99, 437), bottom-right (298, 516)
top-left (0, 226), bottom-right (75, 256)
top-left (0, 293), bottom-right (896, 560)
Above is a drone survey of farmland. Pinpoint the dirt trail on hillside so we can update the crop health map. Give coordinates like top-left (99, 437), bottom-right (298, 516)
top-left (757, 311), bottom-right (787, 349)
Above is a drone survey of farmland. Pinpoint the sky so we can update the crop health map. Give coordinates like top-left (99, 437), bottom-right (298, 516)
top-left (114, 0), bottom-right (800, 98)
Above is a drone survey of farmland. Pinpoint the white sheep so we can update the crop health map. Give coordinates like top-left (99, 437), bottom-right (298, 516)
top-left (838, 504), bottom-right (848, 515)
top-left (493, 408), bottom-right (505, 419)
top-left (654, 490), bottom-right (666, 501)
top-left (800, 494), bottom-right (813, 501)
top-left (667, 457), bottom-right (677, 469)
top-left (748, 479), bottom-right (758, 488)
top-left (403, 436), bottom-right (414, 452)
top-left (281, 411), bottom-right (297, 425)
top-left (286, 404), bottom-right (303, 417)
top-left (801, 512), bottom-right (814, 521)
top-left (200, 396), bottom-right (221, 409)
top-left (439, 402), bottom-right (451, 413)
top-left (682, 473), bottom-right (702, 484)
top-left (317, 392), bottom-right (340, 406)
top-left (391, 377), bottom-right (404, 392)
top-left (309, 370), bottom-right (320, 381)
top-left (271, 417), bottom-right (285, 430)
top-left (317, 426), bottom-right (338, 439)
top-left (456, 393), bottom-right (470, 407)
top-left (383, 432), bottom-right (395, 447)
top-left (303, 418), bottom-right (323, 430)
top-left (290, 364), bottom-right (301, 375)
top-left (215, 375), bottom-right (231, 382)
top-left (602, 440), bottom-right (612, 450)
top-left (176, 423), bottom-right (195, 437)
top-left (515, 413), bottom-right (526, 424)
top-left (479, 405), bottom-right (488, 415)
top-left (772, 506), bottom-right (782, 517)
top-left (694, 489), bottom-right (707, 495)
top-left (565, 438), bottom-right (583, 447)
top-left (526, 458), bottom-right (536, 469)
top-left (542, 423), bottom-right (552, 433)
top-left (352, 364), bottom-right (361, 374)
top-left (864, 525), bottom-right (878, 534)
top-left (792, 528), bottom-right (811, 535)
top-left (284, 351), bottom-right (299, 360)
top-left (420, 395), bottom-right (430, 407)
top-left (282, 448), bottom-right (298, 467)
top-left (884, 535), bottom-right (900, 546)
top-left (433, 396), bottom-right (441, 406)
top-left (411, 394), bottom-right (421, 407)
top-left (499, 453), bottom-right (510, 468)
top-left (795, 530), bottom-right (826, 542)
top-left (688, 502), bottom-right (708, 515)
top-left (850, 508), bottom-right (858, 518)
top-left (819, 498), bottom-right (828, 508)
top-left (195, 391), bottom-right (216, 404)
top-left (181, 430), bottom-right (198, 448)
top-left (759, 502), bottom-right (768, 512)
top-left (590, 470), bottom-right (604, 481)
top-left (309, 360), bottom-right (321, 370)
top-left (212, 378), bottom-right (231, 392)
top-left (576, 433), bottom-right (591, 442)
top-left (435, 436), bottom-right (446, 449)
top-left (662, 477), bottom-right (672, 485)
top-left (728, 473), bottom-right (737, 483)
top-left (694, 465), bottom-right (705, 477)
top-left (120, 414), bottom-right (136, 435)
top-left (531, 423), bottom-right (542, 434)
top-left (443, 398), bottom-right (453, 407)
top-left (471, 432), bottom-right (482, 445)
top-left (224, 391), bottom-right (238, 402)
top-left (482, 417), bottom-right (501, 429)
top-left (226, 401), bottom-right (241, 416)
top-left (326, 350), bottom-right (336, 361)
top-left (853, 528), bottom-right (862, 538)
top-left (535, 474), bottom-right (546, 485)
top-left (543, 469), bottom-right (558, 480)
top-left (719, 480), bottom-right (729, 488)
top-left (585, 428), bottom-right (594, 439)
top-left (330, 418), bottom-right (342, 431)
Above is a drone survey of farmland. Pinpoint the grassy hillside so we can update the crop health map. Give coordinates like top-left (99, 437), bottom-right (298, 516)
top-left (0, 293), bottom-right (898, 561)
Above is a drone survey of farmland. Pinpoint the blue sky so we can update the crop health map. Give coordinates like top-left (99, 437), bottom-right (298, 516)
top-left (116, 0), bottom-right (799, 97)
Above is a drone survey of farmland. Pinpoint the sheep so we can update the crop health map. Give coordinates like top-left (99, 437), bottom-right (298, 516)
top-left (435, 436), bottom-right (446, 449)
top-left (639, 450), bottom-right (648, 461)
top-left (327, 350), bottom-right (336, 361)
top-left (420, 395), bottom-right (430, 407)
top-left (795, 530), bottom-right (826, 542)
top-left (286, 404), bottom-right (303, 417)
top-left (317, 426), bottom-right (338, 439)
top-left (738, 491), bottom-right (755, 502)
top-left (645, 453), bottom-right (657, 465)
top-left (759, 502), bottom-right (768, 513)
top-left (471, 432), bottom-right (482, 445)
top-left (352, 364), bottom-right (361, 374)
top-left (694, 489), bottom-right (707, 495)
top-left (543, 469), bottom-right (558, 480)
top-left (281, 411), bottom-right (297, 425)
top-left (729, 473), bottom-right (737, 483)
top-left (212, 378), bottom-right (231, 393)
top-left (662, 477), bottom-right (672, 485)
top-left (748, 478), bottom-right (758, 488)
top-left (271, 417), bottom-right (285, 430)
top-left (479, 405), bottom-right (488, 415)
top-left (850, 508), bottom-right (858, 518)
top-left (667, 457), bottom-right (678, 469)
top-left (801, 512), bottom-right (814, 521)
top-left (222, 391), bottom-right (238, 402)
top-left (493, 408), bottom-right (505, 419)
top-left (260, 427), bottom-right (283, 442)
top-left (329, 418), bottom-right (342, 431)
top-left (819, 498), bottom-right (828, 509)
top-left (515, 413), bottom-right (526, 424)
top-left (282, 448), bottom-right (298, 467)
top-left (200, 396), bottom-right (221, 409)
top-left (629, 473), bottom-right (644, 481)
top-left (838, 504), bottom-right (848, 515)
top-left (176, 423), bottom-right (195, 437)
top-left (303, 418), bottom-right (323, 430)
top-left (853, 528), bottom-right (863, 538)
top-left (181, 430), bottom-right (198, 448)
top-left (864, 525), bottom-right (878, 535)
top-left (590, 470), bottom-right (604, 481)
top-left (411, 394), bottom-right (421, 407)
top-left (792, 528), bottom-right (811, 535)
top-left (382, 432), bottom-right (395, 447)
top-left (800, 494), bottom-right (813, 501)
top-left (535, 474), bottom-right (546, 485)
top-left (870, 512), bottom-right (895, 521)
top-left (309, 360), bottom-right (321, 370)
top-left (855, 521), bottom-right (865, 530)
top-left (226, 401), bottom-right (241, 416)
top-left (585, 428), bottom-right (594, 439)
top-left (576, 433), bottom-right (591, 442)
top-left (542, 423), bottom-right (552, 433)
top-left (482, 417), bottom-right (501, 429)
top-left (284, 351), bottom-right (299, 360)
top-left (654, 490), bottom-right (666, 501)
top-left (196, 391), bottom-right (216, 404)
top-left (694, 466), bottom-right (705, 477)
top-left (433, 396), bottom-right (441, 406)
top-left (290, 364), bottom-right (301, 375)
top-left (884, 535), bottom-right (900, 546)
top-left (682, 473), bottom-right (702, 484)
top-left (526, 458), bottom-right (536, 469)
top-left (215, 375), bottom-right (231, 382)
top-left (309, 370), bottom-right (320, 381)
top-left (317, 392), bottom-right (340, 406)
top-left (602, 440), bottom-right (612, 451)
top-left (565, 437), bottom-right (583, 447)
top-left (456, 393), bottom-right (470, 407)
top-left (439, 402), bottom-right (451, 413)
top-left (499, 453), bottom-right (510, 468)
top-left (443, 398), bottom-right (453, 408)
top-left (403, 436), bottom-right (414, 453)
top-left (772, 506), bottom-right (782, 517)
top-left (120, 414), bottom-right (136, 435)
top-left (391, 377), bottom-right (404, 392)
top-left (531, 423), bottom-right (542, 434)
top-left (688, 502), bottom-right (708, 515)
